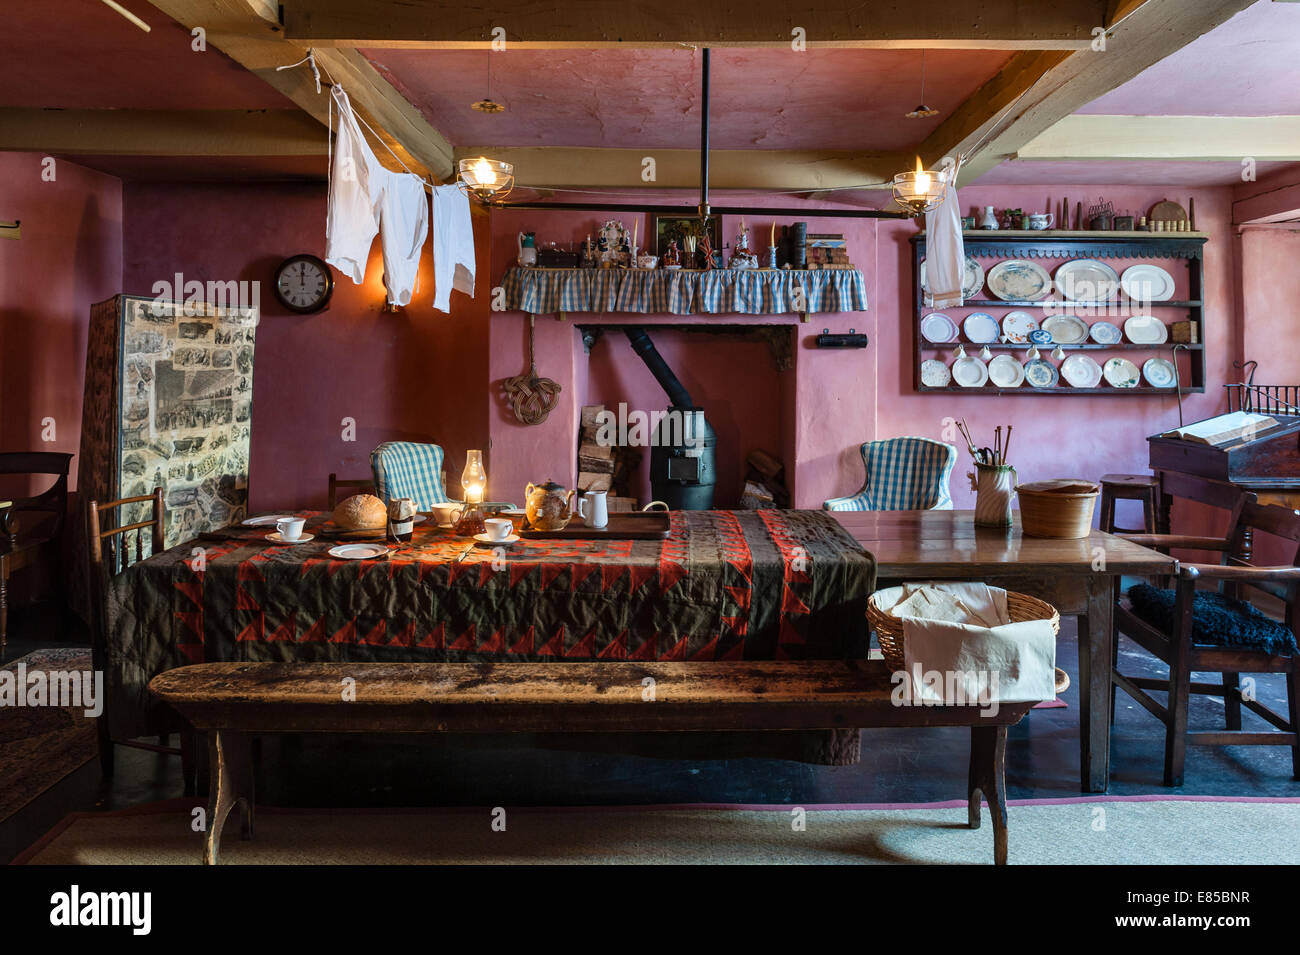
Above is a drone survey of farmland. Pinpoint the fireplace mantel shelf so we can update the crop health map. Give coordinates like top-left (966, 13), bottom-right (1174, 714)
top-left (501, 267), bottom-right (867, 321)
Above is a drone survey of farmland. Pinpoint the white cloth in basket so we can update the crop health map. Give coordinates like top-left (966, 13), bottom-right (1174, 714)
top-left (880, 582), bottom-right (1056, 705)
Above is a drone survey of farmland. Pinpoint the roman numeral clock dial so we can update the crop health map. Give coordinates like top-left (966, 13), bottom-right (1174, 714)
top-left (273, 254), bottom-right (335, 314)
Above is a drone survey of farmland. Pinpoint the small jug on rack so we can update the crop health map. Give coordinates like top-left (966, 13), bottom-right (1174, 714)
top-left (971, 462), bottom-right (1016, 528)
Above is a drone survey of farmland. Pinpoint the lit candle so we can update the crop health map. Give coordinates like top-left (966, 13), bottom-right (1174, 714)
top-left (461, 450), bottom-right (486, 505)
top-left (914, 156), bottom-right (931, 196)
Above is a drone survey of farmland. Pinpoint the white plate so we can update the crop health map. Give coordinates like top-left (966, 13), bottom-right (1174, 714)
top-left (921, 255), bottom-right (985, 303)
top-left (1060, 355), bottom-right (1103, 388)
top-left (1041, 314), bottom-right (1089, 345)
top-left (327, 543), bottom-right (390, 560)
top-left (266, 532), bottom-right (315, 544)
top-left (1054, 259), bottom-right (1120, 303)
top-left (1142, 358), bottom-right (1178, 388)
top-left (411, 514), bottom-right (428, 524)
top-left (1103, 357), bottom-right (1141, 388)
top-left (1000, 310), bottom-right (1039, 343)
top-left (921, 312), bottom-right (959, 343)
top-left (987, 354), bottom-right (1024, 388)
top-left (962, 312), bottom-right (1000, 344)
top-left (242, 515), bottom-right (288, 526)
top-left (1121, 264), bottom-right (1175, 302)
top-left (987, 260), bottom-right (1053, 301)
top-left (474, 533), bottom-right (521, 545)
top-left (952, 356), bottom-right (989, 388)
top-left (920, 359), bottom-right (951, 387)
top-left (1123, 316), bottom-right (1169, 344)
top-left (1089, 321), bottom-right (1123, 345)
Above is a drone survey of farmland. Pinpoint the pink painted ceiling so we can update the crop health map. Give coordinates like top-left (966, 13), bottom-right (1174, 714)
top-left (1079, 1), bottom-right (1300, 116)
top-left (361, 47), bottom-right (1014, 150)
top-left (0, 0), bottom-right (293, 109)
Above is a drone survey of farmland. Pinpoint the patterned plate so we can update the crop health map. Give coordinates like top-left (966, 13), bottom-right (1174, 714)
top-left (921, 255), bottom-right (985, 303)
top-left (962, 312), bottom-right (1001, 344)
top-left (1060, 355), bottom-right (1103, 388)
top-left (920, 359), bottom-right (952, 388)
top-left (987, 260), bottom-right (1053, 301)
top-left (1089, 321), bottom-right (1123, 345)
top-left (1143, 357), bottom-right (1178, 388)
top-left (1001, 310), bottom-right (1039, 343)
top-left (1023, 359), bottom-right (1059, 389)
top-left (1103, 357), bottom-right (1142, 388)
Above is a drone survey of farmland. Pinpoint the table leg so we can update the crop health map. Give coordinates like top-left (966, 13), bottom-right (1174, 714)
top-left (1077, 576), bottom-right (1115, 793)
top-left (202, 730), bottom-right (253, 866)
top-left (968, 725), bottom-right (1009, 865)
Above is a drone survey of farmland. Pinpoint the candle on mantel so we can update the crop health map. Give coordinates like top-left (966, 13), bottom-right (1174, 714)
top-left (770, 221), bottom-right (776, 246)
top-left (632, 219), bottom-right (638, 252)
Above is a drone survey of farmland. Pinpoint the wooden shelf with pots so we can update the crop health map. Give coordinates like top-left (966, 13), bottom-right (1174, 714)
top-left (911, 231), bottom-right (1208, 396)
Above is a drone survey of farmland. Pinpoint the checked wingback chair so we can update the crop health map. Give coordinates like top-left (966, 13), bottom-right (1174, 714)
top-left (370, 441), bottom-right (454, 509)
top-left (823, 437), bottom-right (956, 512)
top-left (1114, 494), bottom-right (1300, 786)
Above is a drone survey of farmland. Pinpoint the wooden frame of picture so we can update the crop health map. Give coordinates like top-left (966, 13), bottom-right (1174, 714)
top-left (652, 215), bottom-right (723, 264)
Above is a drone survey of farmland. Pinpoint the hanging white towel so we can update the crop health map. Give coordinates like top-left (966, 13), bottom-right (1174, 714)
top-left (923, 159), bottom-right (966, 308)
top-left (431, 184), bottom-right (476, 313)
top-left (326, 86), bottom-right (429, 306)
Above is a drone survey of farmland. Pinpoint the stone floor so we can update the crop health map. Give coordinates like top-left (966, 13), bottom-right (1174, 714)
top-left (2, 597), bottom-right (1296, 864)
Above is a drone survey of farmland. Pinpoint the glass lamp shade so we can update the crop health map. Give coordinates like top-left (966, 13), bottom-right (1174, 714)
top-left (461, 450), bottom-right (486, 504)
top-left (457, 157), bottom-right (514, 201)
top-left (892, 165), bottom-right (948, 216)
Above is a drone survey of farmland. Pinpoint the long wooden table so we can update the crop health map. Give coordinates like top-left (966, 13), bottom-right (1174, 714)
top-left (832, 510), bottom-right (1176, 792)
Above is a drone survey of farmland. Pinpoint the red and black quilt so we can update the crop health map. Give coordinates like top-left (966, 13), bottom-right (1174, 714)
top-left (106, 509), bottom-right (874, 738)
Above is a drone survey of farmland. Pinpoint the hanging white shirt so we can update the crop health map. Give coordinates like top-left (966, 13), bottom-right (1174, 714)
top-left (431, 184), bottom-right (475, 313)
top-left (923, 160), bottom-right (966, 309)
top-left (326, 86), bottom-right (428, 306)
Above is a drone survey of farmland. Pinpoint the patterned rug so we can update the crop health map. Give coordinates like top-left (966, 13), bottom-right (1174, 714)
top-left (0, 649), bottom-right (98, 822)
top-left (15, 796), bottom-right (1300, 864)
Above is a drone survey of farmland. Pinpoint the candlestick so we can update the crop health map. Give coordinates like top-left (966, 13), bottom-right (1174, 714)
top-left (766, 246), bottom-right (778, 269)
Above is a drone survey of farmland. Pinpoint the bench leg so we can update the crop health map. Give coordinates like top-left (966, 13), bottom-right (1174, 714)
top-left (203, 730), bottom-right (254, 866)
top-left (968, 725), bottom-right (1009, 865)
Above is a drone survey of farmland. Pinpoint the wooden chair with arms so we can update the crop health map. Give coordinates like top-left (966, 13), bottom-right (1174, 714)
top-left (327, 473), bottom-right (375, 509)
top-left (0, 451), bottom-right (73, 650)
top-left (86, 487), bottom-right (196, 789)
top-left (1114, 494), bottom-right (1300, 786)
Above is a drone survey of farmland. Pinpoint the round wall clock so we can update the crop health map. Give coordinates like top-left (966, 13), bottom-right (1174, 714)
top-left (273, 254), bottom-right (334, 313)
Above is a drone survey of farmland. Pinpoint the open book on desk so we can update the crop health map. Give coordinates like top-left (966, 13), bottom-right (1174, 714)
top-left (1161, 412), bottom-right (1280, 446)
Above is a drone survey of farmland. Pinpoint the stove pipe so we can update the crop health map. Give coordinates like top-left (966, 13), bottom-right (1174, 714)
top-left (623, 327), bottom-right (717, 510)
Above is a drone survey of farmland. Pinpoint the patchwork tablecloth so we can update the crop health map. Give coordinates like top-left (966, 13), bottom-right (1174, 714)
top-left (502, 267), bottom-right (868, 315)
top-left (107, 509), bottom-right (874, 738)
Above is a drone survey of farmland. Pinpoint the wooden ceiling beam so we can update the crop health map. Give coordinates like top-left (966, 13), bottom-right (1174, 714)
top-left (453, 146), bottom-right (904, 192)
top-left (0, 108), bottom-right (327, 155)
top-left (282, 0), bottom-right (1107, 49)
top-left (1018, 115), bottom-right (1300, 162)
top-left (921, 0), bottom-right (1257, 184)
top-left (144, 0), bottom-right (455, 179)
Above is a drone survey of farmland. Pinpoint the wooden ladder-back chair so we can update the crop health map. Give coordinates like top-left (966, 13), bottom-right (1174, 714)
top-left (1114, 494), bottom-right (1300, 785)
top-left (0, 451), bottom-right (73, 649)
top-left (86, 488), bottom-right (196, 789)
top-left (327, 473), bottom-right (375, 509)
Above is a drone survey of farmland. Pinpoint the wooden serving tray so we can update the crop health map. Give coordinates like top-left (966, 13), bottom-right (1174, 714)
top-left (520, 511), bottom-right (671, 540)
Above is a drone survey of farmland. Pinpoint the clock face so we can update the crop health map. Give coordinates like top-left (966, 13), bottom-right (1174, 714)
top-left (274, 255), bottom-right (334, 313)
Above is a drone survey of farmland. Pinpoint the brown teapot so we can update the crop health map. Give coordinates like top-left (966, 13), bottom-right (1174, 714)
top-left (524, 480), bottom-right (576, 531)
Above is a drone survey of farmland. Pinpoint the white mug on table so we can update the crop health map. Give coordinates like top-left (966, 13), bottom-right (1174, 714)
top-left (484, 518), bottom-right (513, 542)
top-left (578, 490), bottom-right (608, 529)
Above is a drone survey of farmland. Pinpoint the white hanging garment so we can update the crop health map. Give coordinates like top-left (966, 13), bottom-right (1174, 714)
top-left (923, 159), bottom-right (966, 308)
top-left (431, 184), bottom-right (476, 313)
top-left (326, 86), bottom-right (429, 305)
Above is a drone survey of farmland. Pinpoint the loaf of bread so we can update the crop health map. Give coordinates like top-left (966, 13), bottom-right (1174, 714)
top-left (333, 493), bottom-right (387, 529)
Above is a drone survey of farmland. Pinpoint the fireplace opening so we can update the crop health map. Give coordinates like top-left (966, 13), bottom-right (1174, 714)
top-left (576, 323), bottom-right (794, 509)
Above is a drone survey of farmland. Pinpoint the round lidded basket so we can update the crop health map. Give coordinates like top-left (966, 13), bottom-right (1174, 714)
top-left (867, 589), bottom-right (1061, 673)
top-left (1016, 479), bottom-right (1100, 539)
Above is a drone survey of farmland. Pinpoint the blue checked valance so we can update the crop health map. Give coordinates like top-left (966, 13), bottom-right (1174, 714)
top-left (501, 267), bottom-right (868, 315)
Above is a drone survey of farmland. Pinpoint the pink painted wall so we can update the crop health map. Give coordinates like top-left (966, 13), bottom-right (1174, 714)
top-left (1239, 226), bottom-right (1300, 383)
top-left (0, 152), bottom-right (122, 495)
top-left (485, 185), bottom-right (1242, 540)
top-left (121, 181), bottom-right (490, 512)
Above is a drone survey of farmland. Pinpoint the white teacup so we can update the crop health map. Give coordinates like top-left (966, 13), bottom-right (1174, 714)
top-left (276, 517), bottom-right (305, 541)
top-left (429, 502), bottom-right (463, 527)
top-left (484, 518), bottom-right (513, 542)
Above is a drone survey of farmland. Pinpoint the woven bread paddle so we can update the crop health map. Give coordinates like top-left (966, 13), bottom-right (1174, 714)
top-left (503, 314), bottom-right (561, 425)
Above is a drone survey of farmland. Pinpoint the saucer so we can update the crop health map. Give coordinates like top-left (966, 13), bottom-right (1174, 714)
top-left (474, 533), bottom-right (520, 545)
top-left (266, 532), bottom-right (314, 544)
top-left (243, 514), bottom-right (288, 526)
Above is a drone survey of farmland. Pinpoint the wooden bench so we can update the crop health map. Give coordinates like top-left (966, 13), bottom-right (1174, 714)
top-left (148, 660), bottom-right (1034, 865)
